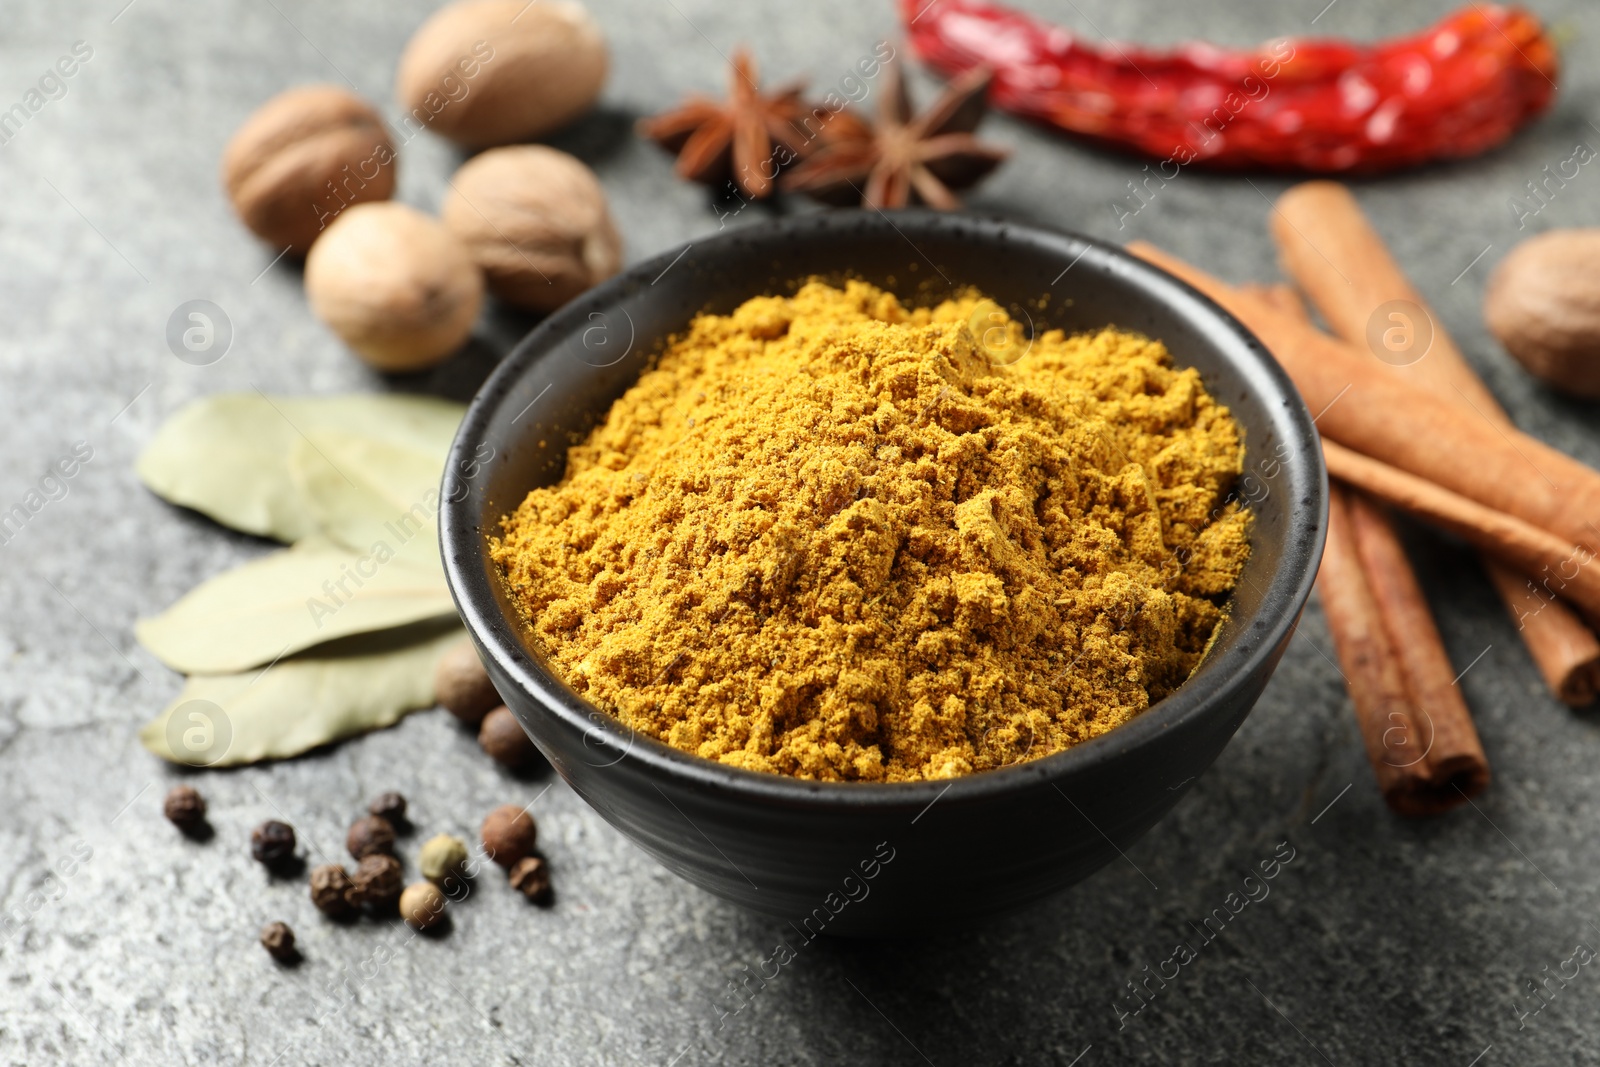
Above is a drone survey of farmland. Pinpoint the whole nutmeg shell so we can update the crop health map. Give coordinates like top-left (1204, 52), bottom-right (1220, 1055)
top-left (221, 85), bottom-right (396, 254)
top-left (442, 146), bottom-right (622, 312)
top-left (1485, 229), bottom-right (1600, 398)
top-left (346, 815), bottom-right (396, 860)
top-left (480, 804), bottom-right (538, 868)
top-left (479, 706), bottom-right (540, 773)
top-left (435, 639), bottom-right (501, 726)
top-left (400, 881), bottom-right (449, 931)
top-left (396, 0), bottom-right (607, 149)
top-left (304, 201), bottom-right (484, 372)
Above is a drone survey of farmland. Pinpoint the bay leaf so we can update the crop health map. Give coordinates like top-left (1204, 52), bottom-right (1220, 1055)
top-left (138, 622), bottom-right (463, 766)
top-left (289, 431), bottom-right (443, 554)
top-left (136, 393), bottom-right (464, 543)
top-left (134, 536), bottom-right (454, 674)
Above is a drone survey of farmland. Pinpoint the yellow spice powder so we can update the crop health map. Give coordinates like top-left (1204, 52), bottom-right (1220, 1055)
top-left (492, 280), bottom-right (1250, 782)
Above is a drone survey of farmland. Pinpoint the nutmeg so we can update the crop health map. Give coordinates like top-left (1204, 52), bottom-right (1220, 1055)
top-left (221, 85), bottom-right (396, 254)
top-left (395, 0), bottom-right (607, 149)
top-left (1484, 229), bottom-right (1600, 398)
top-left (304, 201), bottom-right (484, 372)
top-left (442, 146), bottom-right (622, 312)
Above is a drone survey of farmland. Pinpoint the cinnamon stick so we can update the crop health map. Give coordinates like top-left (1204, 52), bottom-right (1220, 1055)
top-left (1323, 440), bottom-right (1600, 624)
top-left (1125, 240), bottom-right (1600, 559)
top-left (1318, 484), bottom-right (1488, 815)
top-left (1239, 282), bottom-right (1306, 320)
top-left (1271, 181), bottom-right (1600, 705)
top-left (1346, 490), bottom-right (1490, 810)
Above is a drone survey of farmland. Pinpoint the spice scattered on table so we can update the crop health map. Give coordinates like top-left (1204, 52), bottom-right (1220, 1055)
top-left (1484, 228), bottom-right (1600, 400)
top-left (441, 145), bottom-right (623, 313)
top-left (479, 706), bottom-right (540, 773)
top-left (508, 855), bottom-right (552, 905)
top-left (368, 791), bottom-right (409, 827)
top-left (399, 882), bottom-right (449, 931)
top-left (436, 639), bottom-right (503, 727)
top-left (220, 85), bottom-right (395, 254)
top-left (783, 59), bottom-right (1006, 209)
top-left (304, 201), bottom-right (485, 373)
top-left (259, 921), bottom-right (299, 964)
top-left (493, 281), bottom-right (1251, 781)
top-left (638, 47), bottom-right (820, 199)
top-left (136, 392), bottom-right (468, 768)
top-left (481, 805), bottom-right (538, 868)
top-left (351, 854), bottom-right (404, 911)
top-left (162, 785), bottom-right (207, 836)
top-left (346, 815), bottom-right (397, 860)
top-left (419, 833), bottom-right (470, 886)
top-left (1268, 182), bottom-right (1600, 705)
top-left (900, 0), bottom-right (1558, 174)
top-left (310, 864), bottom-right (360, 920)
top-left (1317, 485), bottom-right (1491, 814)
top-left (396, 0), bottom-right (608, 149)
top-left (250, 820), bottom-right (298, 869)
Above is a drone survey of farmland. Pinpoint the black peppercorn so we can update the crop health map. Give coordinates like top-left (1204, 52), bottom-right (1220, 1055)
top-left (309, 864), bottom-right (358, 920)
top-left (367, 792), bottom-right (407, 826)
top-left (346, 815), bottom-right (396, 860)
top-left (259, 921), bottom-right (298, 964)
top-left (350, 854), bottom-right (403, 910)
top-left (162, 785), bottom-right (207, 835)
top-left (479, 706), bottom-right (540, 773)
top-left (250, 820), bottom-right (297, 869)
top-left (508, 854), bottom-right (552, 905)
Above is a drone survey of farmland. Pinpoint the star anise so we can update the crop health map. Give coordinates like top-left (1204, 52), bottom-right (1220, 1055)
top-left (783, 60), bottom-right (1008, 210)
top-left (637, 49), bottom-right (816, 199)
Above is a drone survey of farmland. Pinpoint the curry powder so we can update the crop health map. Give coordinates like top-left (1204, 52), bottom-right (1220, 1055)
top-left (492, 281), bottom-right (1250, 781)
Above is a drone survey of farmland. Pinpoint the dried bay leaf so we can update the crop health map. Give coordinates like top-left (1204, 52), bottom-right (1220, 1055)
top-left (135, 536), bottom-right (453, 674)
top-left (137, 393), bottom-right (464, 542)
top-left (289, 431), bottom-right (443, 553)
top-left (138, 622), bottom-right (462, 766)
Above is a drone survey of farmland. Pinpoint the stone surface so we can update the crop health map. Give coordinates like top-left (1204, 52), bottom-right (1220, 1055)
top-left (2, 0), bottom-right (1599, 1064)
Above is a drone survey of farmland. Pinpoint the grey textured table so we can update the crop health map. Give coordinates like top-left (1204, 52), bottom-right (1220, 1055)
top-left (4, 0), bottom-right (1600, 1063)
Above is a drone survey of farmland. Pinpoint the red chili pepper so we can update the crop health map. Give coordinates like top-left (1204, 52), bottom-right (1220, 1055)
top-left (900, 0), bottom-right (1558, 172)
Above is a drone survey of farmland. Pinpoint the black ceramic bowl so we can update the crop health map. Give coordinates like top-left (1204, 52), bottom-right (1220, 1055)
top-left (441, 212), bottom-right (1326, 936)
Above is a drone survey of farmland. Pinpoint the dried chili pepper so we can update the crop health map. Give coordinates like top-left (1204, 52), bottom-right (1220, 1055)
top-left (900, 0), bottom-right (1557, 173)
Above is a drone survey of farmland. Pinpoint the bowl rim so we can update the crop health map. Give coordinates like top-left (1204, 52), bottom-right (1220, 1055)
top-left (440, 210), bottom-right (1328, 810)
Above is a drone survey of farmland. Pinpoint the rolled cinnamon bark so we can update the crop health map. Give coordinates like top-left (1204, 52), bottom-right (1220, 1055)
top-left (1239, 282), bottom-right (1306, 320)
top-left (1318, 485), bottom-right (1486, 815)
top-left (1271, 181), bottom-right (1600, 705)
top-left (1126, 240), bottom-right (1600, 559)
top-left (1347, 491), bottom-right (1490, 812)
top-left (1323, 440), bottom-right (1600, 624)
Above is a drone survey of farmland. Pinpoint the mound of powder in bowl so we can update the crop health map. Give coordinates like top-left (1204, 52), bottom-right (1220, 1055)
top-left (491, 280), bottom-right (1251, 782)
